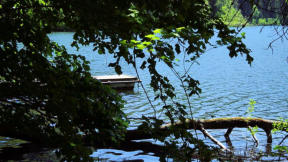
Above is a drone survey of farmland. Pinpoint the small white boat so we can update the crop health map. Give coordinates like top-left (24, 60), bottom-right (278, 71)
top-left (93, 74), bottom-right (141, 90)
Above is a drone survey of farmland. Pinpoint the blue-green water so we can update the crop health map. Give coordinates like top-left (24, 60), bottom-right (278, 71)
top-left (1, 26), bottom-right (288, 161)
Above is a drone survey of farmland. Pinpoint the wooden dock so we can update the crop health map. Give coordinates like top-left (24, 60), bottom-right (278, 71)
top-left (93, 74), bottom-right (141, 90)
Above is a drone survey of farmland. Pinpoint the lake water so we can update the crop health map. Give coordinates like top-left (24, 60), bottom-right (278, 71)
top-left (1, 26), bottom-right (288, 161)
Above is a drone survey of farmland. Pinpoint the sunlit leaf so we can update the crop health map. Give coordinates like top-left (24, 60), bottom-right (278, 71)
top-left (151, 36), bottom-right (160, 41)
top-left (136, 44), bottom-right (146, 50)
top-left (142, 41), bottom-right (152, 46)
top-left (153, 28), bottom-right (162, 34)
top-left (145, 34), bottom-right (155, 39)
top-left (131, 40), bottom-right (141, 44)
top-left (120, 40), bottom-right (127, 45)
top-left (176, 27), bottom-right (185, 32)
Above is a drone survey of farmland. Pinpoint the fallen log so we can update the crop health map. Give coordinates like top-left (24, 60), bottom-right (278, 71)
top-left (0, 117), bottom-right (285, 151)
top-left (126, 117), bottom-right (285, 150)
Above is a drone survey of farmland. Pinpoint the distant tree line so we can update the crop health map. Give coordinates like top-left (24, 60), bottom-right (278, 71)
top-left (209, 0), bottom-right (288, 26)
top-left (52, 0), bottom-right (288, 31)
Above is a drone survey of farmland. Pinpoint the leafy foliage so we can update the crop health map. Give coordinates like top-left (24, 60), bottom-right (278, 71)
top-left (247, 99), bottom-right (256, 118)
top-left (0, 0), bottom-right (128, 161)
top-left (272, 118), bottom-right (288, 154)
top-left (272, 118), bottom-right (288, 133)
top-left (217, 0), bottom-right (247, 26)
top-left (0, 0), bottom-right (255, 160)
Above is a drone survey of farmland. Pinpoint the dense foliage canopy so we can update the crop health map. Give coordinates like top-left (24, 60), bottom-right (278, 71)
top-left (0, 0), bottom-right (273, 161)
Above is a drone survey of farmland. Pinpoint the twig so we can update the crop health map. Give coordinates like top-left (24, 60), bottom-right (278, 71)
top-left (133, 51), bottom-right (157, 118)
top-left (199, 122), bottom-right (230, 152)
top-left (278, 134), bottom-right (288, 145)
top-left (248, 126), bottom-right (259, 146)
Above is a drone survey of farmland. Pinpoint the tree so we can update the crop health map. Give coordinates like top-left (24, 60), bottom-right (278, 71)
top-left (214, 0), bottom-right (247, 26)
top-left (0, 1), bottom-right (128, 160)
top-left (0, 0), bottom-right (254, 161)
top-left (211, 0), bottom-right (288, 50)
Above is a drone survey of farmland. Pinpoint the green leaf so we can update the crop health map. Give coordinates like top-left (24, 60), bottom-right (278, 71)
top-left (128, 13), bottom-right (136, 17)
top-left (56, 51), bottom-right (62, 56)
top-left (172, 33), bottom-right (180, 37)
top-left (39, 0), bottom-right (47, 5)
top-left (136, 44), bottom-right (146, 50)
top-left (148, 48), bottom-right (155, 53)
top-left (274, 145), bottom-right (288, 153)
top-left (145, 34), bottom-right (160, 40)
top-left (128, 8), bottom-right (139, 14)
top-left (131, 40), bottom-right (141, 44)
top-left (145, 34), bottom-right (155, 39)
top-left (153, 29), bottom-right (162, 34)
top-left (151, 36), bottom-right (160, 41)
top-left (70, 142), bottom-right (76, 147)
top-left (120, 40), bottom-right (127, 45)
top-left (176, 27), bottom-right (185, 32)
top-left (142, 41), bottom-right (152, 46)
